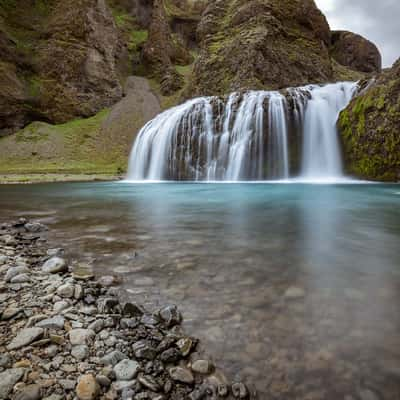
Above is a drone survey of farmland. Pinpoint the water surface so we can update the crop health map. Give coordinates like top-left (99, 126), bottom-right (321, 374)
top-left (1, 182), bottom-right (400, 399)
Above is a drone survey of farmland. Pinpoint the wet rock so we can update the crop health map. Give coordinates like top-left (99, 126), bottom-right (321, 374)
top-left (123, 302), bottom-right (144, 317)
top-left (160, 348), bottom-right (181, 363)
top-left (114, 359), bottom-right (140, 381)
top-left (57, 283), bottom-right (75, 298)
top-left (138, 375), bottom-right (161, 392)
top-left (169, 367), bottom-right (194, 384)
top-left (97, 297), bottom-right (119, 314)
top-left (36, 315), bottom-right (65, 330)
top-left (14, 384), bottom-right (41, 400)
top-left (218, 384), bottom-right (229, 397)
top-left (24, 222), bottom-right (47, 233)
top-left (69, 329), bottom-right (95, 345)
top-left (98, 275), bottom-right (119, 287)
top-left (177, 337), bottom-right (194, 356)
top-left (132, 341), bottom-right (157, 360)
top-left (42, 257), bottom-right (67, 274)
top-left (232, 382), bottom-right (248, 399)
top-left (284, 286), bottom-right (305, 299)
top-left (7, 327), bottom-right (44, 350)
top-left (0, 368), bottom-right (25, 398)
top-left (76, 374), bottom-right (100, 400)
top-left (191, 360), bottom-right (213, 374)
top-left (158, 305), bottom-right (182, 327)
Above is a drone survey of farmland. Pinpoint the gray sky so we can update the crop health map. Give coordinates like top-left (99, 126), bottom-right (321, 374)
top-left (315, 0), bottom-right (400, 67)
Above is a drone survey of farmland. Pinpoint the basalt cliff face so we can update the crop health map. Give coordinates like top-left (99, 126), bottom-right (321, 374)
top-left (0, 0), bottom-right (395, 180)
top-left (339, 59), bottom-right (400, 181)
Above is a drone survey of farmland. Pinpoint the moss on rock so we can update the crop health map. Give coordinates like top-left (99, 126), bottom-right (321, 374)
top-left (339, 59), bottom-right (400, 181)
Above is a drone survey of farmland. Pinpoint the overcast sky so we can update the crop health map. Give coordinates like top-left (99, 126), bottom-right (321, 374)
top-left (315, 0), bottom-right (399, 67)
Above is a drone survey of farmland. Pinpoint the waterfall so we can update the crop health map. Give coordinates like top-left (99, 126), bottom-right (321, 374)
top-left (301, 82), bottom-right (358, 179)
top-left (127, 82), bottom-right (357, 182)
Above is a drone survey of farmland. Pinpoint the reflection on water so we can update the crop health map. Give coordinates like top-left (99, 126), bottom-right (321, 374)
top-left (1, 182), bottom-right (400, 399)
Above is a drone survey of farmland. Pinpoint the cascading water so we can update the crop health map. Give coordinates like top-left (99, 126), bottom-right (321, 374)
top-left (127, 81), bottom-right (357, 182)
top-left (301, 83), bottom-right (358, 179)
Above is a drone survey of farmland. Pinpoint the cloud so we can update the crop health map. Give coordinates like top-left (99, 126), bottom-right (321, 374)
top-left (315, 0), bottom-right (400, 67)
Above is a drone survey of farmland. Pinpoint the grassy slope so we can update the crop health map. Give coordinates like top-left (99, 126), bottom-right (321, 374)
top-left (0, 109), bottom-right (126, 176)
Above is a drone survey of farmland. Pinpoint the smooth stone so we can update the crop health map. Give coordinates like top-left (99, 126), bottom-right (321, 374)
top-left (72, 265), bottom-right (94, 281)
top-left (284, 286), bottom-right (305, 299)
top-left (42, 257), bottom-right (67, 274)
top-left (74, 284), bottom-right (84, 300)
top-left (132, 341), bottom-right (157, 360)
top-left (45, 345), bottom-right (59, 357)
top-left (0, 368), bottom-right (25, 398)
top-left (138, 375), bottom-right (160, 392)
top-left (36, 315), bottom-right (65, 330)
top-left (96, 375), bottom-right (111, 388)
top-left (57, 283), bottom-right (75, 298)
top-left (112, 380), bottom-right (137, 392)
top-left (14, 384), bottom-right (41, 400)
top-left (114, 359), bottom-right (140, 381)
top-left (1, 307), bottom-right (22, 320)
top-left (191, 360), bottom-right (213, 374)
top-left (47, 248), bottom-right (64, 257)
top-left (0, 354), bottom-right (11, 368)
top-left (0, 255), bottom-right (8, 265)
top-left (72, 345), bottom-right (89, 360)
top-left (53, 300), bottom-right (70, 313)
top-left (169, 367), bottom-right (194, 384)
top-left (177, 338), bottom-right (193, 357)
top-left (69, 329), bottom-right (95, 345)
top-left (88, 319), bottom-right (104, 333)
top-left (10, 274), bottom-right (31, 283)
top-left (100, 350), bottom-right (128, 366)
top-left (5, 266), bottom-right (30, 282)
top-left (76, 374), bottom-right (100, 400)
top-left (59, 379), bottom-right (76, 390)
top-left (7, 328), bottom-right (44, 350)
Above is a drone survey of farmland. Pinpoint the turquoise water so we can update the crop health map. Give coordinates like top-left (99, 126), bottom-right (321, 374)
top-left (1, 182), bottom-right (400, 398)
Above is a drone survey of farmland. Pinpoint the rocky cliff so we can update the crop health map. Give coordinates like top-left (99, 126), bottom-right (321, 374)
top-left (339, 59), bottom-right (400, 181)
top-left (0, 0), bottom-right (393, 179)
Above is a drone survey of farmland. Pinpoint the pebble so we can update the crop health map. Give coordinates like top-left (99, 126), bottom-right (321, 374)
top-left (69, 329), bottom-right (95, 345)
top-left (14, 384), bottom-right (41, 400)
top-left (36, 315), bottom-right (65, 329)
top-left (284, 286), bottom-right (305, 299)
top-left (5, 266), bottom-right (30, 282)
top-left (10, 273), bottom-right (31, 283)
top-left (169, 367), bottom-right (194, 384)
top-left (7, 327), bottom-right (44, 350)
top-left (114, 359), bottom-right (140, 381)
top-left (191, 359), bottom-right (213, 374)
top-left (158, 305), bottom-right (182, 327)
top-left (42, 257), bottom-right (67, 274)
top-left (0, 368), bottom-right (25, 398)
top-left (76, 374), bottom-right (100, 400)
top-left (72, 345), bottom-right (90, 360)
top-left (101, 350), bottom-right (128, 366)
top-left (57, 283), bottom-right (75, 298)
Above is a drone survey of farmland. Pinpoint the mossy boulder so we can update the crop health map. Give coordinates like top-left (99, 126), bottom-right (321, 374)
top-left (339, 59), bottom-right (400, 181)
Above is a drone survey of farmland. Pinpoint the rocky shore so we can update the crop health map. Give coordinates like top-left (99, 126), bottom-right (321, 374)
top-left (0, 220), bottom-right (255, 400)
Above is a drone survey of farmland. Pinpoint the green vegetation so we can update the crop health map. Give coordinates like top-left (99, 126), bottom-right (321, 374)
top-left (128, 30), bottom-right (148, 52)
top-left (0, 109), bottom-right (128, 177)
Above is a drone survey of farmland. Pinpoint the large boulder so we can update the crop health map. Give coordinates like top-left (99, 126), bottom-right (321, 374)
top-left (331, 30), bottom-right (382, 74)
top-left (339, 59), bottom-right (400, 181)
top-left (188, 0), bottom-right (334, 96)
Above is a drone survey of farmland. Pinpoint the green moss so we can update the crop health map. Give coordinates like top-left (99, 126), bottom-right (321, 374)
top-left (128, 30), bottom-right (148, 52)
